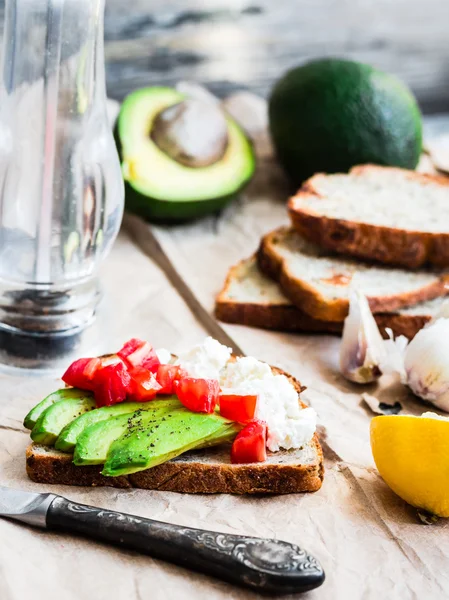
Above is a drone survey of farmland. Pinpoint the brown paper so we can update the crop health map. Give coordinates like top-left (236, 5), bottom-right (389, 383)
top-left (2, 120), bottom-right (449, 600)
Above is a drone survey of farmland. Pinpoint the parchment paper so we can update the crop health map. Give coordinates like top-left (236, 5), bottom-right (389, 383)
top-left (1, 117), bottom-right (449, 600)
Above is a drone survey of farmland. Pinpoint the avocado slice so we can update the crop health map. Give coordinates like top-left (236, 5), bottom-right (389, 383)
top-left (102, 410), bottom-right (239, 477)
top-left (56, 397), bottom-right (181, 453)
top-left (116, 87), bottom-right (255, 222)
top-left (73, 400), bottom-right (181, 466)
top-left (24, 388), bottom-right (92, 430)
top-left (31, 396), bottom-right (96, 446)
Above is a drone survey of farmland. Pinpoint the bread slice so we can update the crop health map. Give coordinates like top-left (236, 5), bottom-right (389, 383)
top-left (26, 368), bottom-right (323, 494)
top-left (288, 165), bottom-right (449, 269)
top-left (257, 227), bottom-right (449, 322)
top-left (216, 256), bottom-right (342, 335)
top-left (215, 255), bottom-right (447, 339)
top-left (26, 438), bottom-right (323, 494)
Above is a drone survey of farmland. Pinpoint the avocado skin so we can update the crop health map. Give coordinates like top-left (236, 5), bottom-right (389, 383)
top-left (31, 396), bottom-right (96, 446)
top-left (269, 58), bottom-right (423, 186)
top-left (24, 388), bottom-right (92, 430)
top-left (124, 181), bottom-right (239, 223)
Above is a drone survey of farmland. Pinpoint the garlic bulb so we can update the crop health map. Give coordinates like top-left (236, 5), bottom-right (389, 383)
top-left (404, 318), bottom-right (449, 411)
top-left (434, 298), bottom-right (449, 320)
top-left (340, 291), bottom-right (387, 383)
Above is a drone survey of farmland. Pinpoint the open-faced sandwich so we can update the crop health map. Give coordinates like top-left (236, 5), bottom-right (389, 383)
top-left (24, 337), bottom-right (323, 494)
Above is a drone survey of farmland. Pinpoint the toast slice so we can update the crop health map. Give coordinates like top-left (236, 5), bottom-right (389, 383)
top-left (26, 437), bottom-right (323, 494)
top-left (215, 255), bottom-right (447, 339)
top-left (288, 165), bottom-right (449, 269)
top-left (257, 227), bottom-right (449, 322)
top-left (26, 367), bottom-right (323, 494)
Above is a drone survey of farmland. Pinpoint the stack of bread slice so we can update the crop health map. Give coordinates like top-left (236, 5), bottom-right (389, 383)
top-left (216, 165), bottom-right (449, 339)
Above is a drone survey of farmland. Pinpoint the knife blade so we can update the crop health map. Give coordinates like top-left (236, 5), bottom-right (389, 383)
top-left (0, 486), bottom-right (325, 594)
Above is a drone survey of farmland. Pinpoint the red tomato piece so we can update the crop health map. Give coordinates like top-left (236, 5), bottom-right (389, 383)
top-left (230, 420), bottom-right (267, 464)
top-left (62, 357), bottom-right (101, 391)
top-left (156, 364), bottom-right (185, 395)
top-left (99, 354), bottom-right (122, 367)
top-left (128, 367), bottom-right (162, 401)
top-left (219, 394), bottom-right (258, 423)
top-left (174, 377), bottom-right (220, 413)
top-left (118, 338), bottom-right (160, 372)
top-left (94, 361), bottom-right (132, 407)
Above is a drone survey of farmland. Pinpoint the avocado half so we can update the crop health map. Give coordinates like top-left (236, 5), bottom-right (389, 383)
top-left (116, 87), bottom-right (256, 222)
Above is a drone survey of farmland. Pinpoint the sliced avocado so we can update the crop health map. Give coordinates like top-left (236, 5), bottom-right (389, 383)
top-left (102, 410), bottom-right (238, 477)
top-left (196, 424), bottom-right (242, 449)
top-left (73, 400), bottom-right (181, 466)
top-left (24, 388), bottom-right (92, 430)
top-left (31, 396), bottom-right (96, 446)
top-left (55, 397), bottom-right (180, 453)
top-left (116, 87), bottom-right (255, 222)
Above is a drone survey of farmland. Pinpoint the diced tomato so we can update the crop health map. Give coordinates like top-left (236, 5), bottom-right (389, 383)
top-left (118, 338), bottom-right (160, 372)
top-left (156, 364), bottom-right (185, 395)
top-left (62, 357), bottom-right (101, 391)
top-left (174, 377), bottom-right (220, 413)
top-left (128, 367), bottom-right (162, 401)
top-left (230, 420), bottom-right (267, 464)
top-left (99, 354), bottom-right (122, 367)
top-left (83, 357), bottom-right (101, 379)
top-left (219, 394), bottom-right (258, 423)
top-left (94, 361), bottom-right (132, 407)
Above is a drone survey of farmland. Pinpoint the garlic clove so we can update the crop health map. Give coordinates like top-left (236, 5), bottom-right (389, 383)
top-left (221, 92), bottom-right (274, 160)
top-left (175, 81), bottom-right (220, 105)
top-left (434, 298), bottom-right (449, 320)
top-left (379, 328), bottom-right (408, 382)
top-left (221, 92), bottom-right (268, 139)
top-left (404, 318), bottom-right (449, 411)
top-left (340, 291), bottom-right (386, 383)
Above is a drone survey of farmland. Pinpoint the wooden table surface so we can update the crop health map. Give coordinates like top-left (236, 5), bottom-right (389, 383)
top-left (0, 116), bottom-right (449, 600)
top-left (101, 0), bottom-right (449, 113)
top-left (2, 1), bottom-right (447, 111)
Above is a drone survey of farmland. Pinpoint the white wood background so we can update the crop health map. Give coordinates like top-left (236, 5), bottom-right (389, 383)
top-left (0, 0), bottom-right (448, 112)
top-left (101, 0), bottom-right (449, 112)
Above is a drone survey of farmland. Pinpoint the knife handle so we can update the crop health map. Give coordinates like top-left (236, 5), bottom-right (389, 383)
top-left (46, 496), bottom-right (324, 594)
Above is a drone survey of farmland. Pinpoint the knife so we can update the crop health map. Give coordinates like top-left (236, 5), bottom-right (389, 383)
top-left (0, 486), bottom-right (324, 594)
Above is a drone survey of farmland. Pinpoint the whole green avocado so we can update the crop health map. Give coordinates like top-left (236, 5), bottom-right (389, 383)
top-left (269, 58), bottom-right (423, 186)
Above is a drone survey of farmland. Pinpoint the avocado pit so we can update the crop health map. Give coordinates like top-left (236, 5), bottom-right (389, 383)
top-left (151, 98), bottom-right (229, 168)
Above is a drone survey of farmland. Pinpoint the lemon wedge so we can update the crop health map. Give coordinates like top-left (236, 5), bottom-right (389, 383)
top-left (370, 413), bottom-right (449, 517)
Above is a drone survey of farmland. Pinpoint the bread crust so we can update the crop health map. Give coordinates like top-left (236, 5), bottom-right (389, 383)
top-left (215, 298), bottom-right (342, 334)
top-left (257, 227), bottom-right (449, 322)
top-left (26, 435), bottom-right (323, 494)
top-left (289, 165), bottom-right (449, 269)
top-left (215, 257), bottom-right (342, 334)
top-left (25, 368), bottom-right (323, 495)
top-left (215, 295), bottom-right (432, 340)
top-left (215, 257), bottom-right (434, 339)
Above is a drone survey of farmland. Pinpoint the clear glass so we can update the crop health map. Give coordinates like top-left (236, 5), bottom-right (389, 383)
top-left (0, 0), bottom-right (124, 337)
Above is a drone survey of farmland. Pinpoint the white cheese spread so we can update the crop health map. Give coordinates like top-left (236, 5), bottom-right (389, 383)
top-left (174, 339), bottom-right (316, 452)
top-left (220, 356), bottom-right (317, 452)
top-left (155, 348), bottom-right (172, 365)
top-left (175, 337), bottom-right (232, 379)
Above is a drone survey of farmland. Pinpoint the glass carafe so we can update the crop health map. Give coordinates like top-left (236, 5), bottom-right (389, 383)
top-left (0, 0), bottom-right (124, 345)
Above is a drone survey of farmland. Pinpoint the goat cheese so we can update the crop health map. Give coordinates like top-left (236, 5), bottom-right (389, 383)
top-left (220, 356), bottom-right (317, 452)
top-left (155, 348), bottom-right (172, 365)
top-left (176, 337), bottom-right (232, 379)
